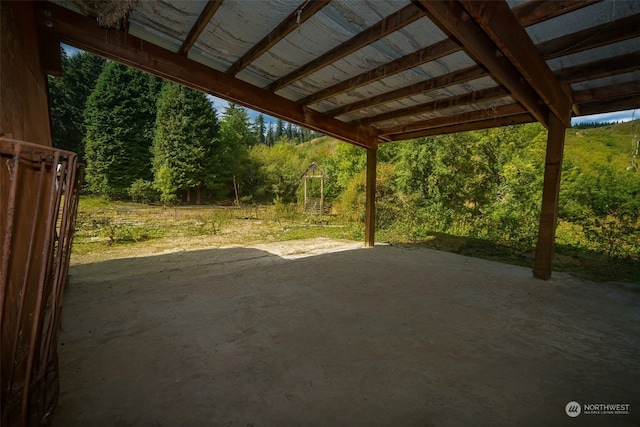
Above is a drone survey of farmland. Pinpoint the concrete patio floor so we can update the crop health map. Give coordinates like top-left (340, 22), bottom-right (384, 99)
top-left (53, 239), bottom-right (639, 426)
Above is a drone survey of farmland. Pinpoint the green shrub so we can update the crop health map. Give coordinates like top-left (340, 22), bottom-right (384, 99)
top-left (128, 179), bottom-right (160, 204)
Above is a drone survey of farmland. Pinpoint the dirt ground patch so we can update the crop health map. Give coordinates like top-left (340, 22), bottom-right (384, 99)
top-left (54, 238), bottom-right (639, 426)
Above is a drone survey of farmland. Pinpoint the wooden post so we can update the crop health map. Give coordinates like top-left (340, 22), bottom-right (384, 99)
top-left (533, 114), bottom-right (567, 279)
top-left (364, 147), bottom-right (377, 247)
top-left (320, 176), bottom-right (324, 215)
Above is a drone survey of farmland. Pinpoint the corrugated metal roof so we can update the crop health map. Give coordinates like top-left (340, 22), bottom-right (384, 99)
top-left (46, 0), bottom-right (640, 144)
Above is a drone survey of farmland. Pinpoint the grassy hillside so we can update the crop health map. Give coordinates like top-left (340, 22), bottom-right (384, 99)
top-left (565, 120), bottom-right (639, 171)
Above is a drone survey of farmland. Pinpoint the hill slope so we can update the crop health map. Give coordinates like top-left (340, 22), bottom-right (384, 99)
top-left (565, 120), bottom-right (639, 171)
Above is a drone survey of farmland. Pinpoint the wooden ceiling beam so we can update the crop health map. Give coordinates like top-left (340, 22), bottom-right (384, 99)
top-left (360, 85), bottom-right (509, 125)
top-left (227, 0), bottom-right (330, 76)
top-left (379, 103), bottom-right (527, 137)
top-left (555, 52), bottom-right (640, 84)
top-left (300, 38), bottom-right (460, 106)
top-left (178, 0), bottom-right (223, 56)
top-left (268, 3), bottom-right (424, 92)
top-left (512, 0), bottom-right (601, 27)
top-left (539, 13), bottom-right (640, 60)
top-left (385, 113), bottom-right (535, 141)
top-left (458, 0), bottom-right (572, 125)
top-left (573, 81), bottom-right (640, 104)
top-left (578, 95), bottom-right (640, 116)
top-left (326, 65), bottom-right (487, 117)
top-left (414, 0), bottom-right (551, 128)
top-left (37, 2), bottom-right (378, 149)
top-left (299, 0), bottom-right (596, 107)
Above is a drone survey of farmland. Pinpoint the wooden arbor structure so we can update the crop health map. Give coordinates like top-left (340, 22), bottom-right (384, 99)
top-left (1, 2), bottom-right (638, 422)
top-left (300, 162), bottom-right (329, 214)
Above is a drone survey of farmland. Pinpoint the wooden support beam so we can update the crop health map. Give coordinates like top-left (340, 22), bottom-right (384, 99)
top-left (36, 2), bottom-right (378, 149)
top-left (384, 113), bottom-right (534, 141)
top-left (178, 0), bottom-right (223, 56)
top-left (459, 0), bottom-right (572, 126)
top-left (578, 95), bottom-right (640, 116)
top-left (268, 4), bottom-right (424, 91)
top-left (573, 81), bottom-right (640, 104)
top-left (364, 147), bottom-right (377, 247)
top-left (327, 65), bottom-right (486, 118)
top-left (414, 0), bottom-right (551, 128)
top-left (300, 38), bottom-right (460, 106)
top-left (538, 13), bottom-right (640, 60)
top-left (555, 52), bottom-right (640, 84)
top-left (38, 31), bottom-right (62, 76)
top-left (534, 114), bottom-right (566, 279)
top-left (227, 0), bottom-right (330, 76)
top-left (362, 85), bottom-right (508, 125)
top-left (512, 0), bottom-right (601, 27)
top-left (379, 103), bottom-right (527, 137)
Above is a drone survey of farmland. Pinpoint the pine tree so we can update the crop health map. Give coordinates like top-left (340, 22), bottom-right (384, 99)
top-left (84, 62), bottom-right (161, 199)
top-left (266, 123), bottom-right (275, 147)
top-left (275, 118), bottom-right (285, 141)
top-left (218, 104), bottom-right (260, 201)
top-left (152, 82), bottom-right (220, 204)
top-left (254, 113), bottom-right (266, 145)
top-left (49, 50), bottom-right (106, 161)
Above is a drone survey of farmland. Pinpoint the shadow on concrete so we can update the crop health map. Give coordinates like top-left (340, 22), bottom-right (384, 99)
top-left (55, 243), bottom-right (640, 426)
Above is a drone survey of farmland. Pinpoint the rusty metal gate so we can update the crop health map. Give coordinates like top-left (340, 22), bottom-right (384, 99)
top-left (1, 138), bottom-right (82, 426)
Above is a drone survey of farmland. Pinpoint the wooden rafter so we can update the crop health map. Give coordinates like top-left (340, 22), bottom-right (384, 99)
top-left (384, 113), bottom-right (535, 141)
top-left (379, 103), bottom-right (527, 137)
top-left (178, 0), bottom-right (223, 56)
top-left (267, 3), bottom-right (424, 92)
top-left (226, 0), bottom-right (330, 76)
top-left (414, 0), bottom-right (551, 128)
top-left (512, 0), bottom-right (601, 27)
top-left (538, 13), bottom-right (640, 60)
top-left (459, 0), bottom-right (572, 124)
top-left (300, 38), bottom-right (460, 106)
top-left (579, 95), bottom-right (640, 116)
top-left (554, 52), bottom-right (640, 84)
top-left (36, 2), bottom-right (378, 149)
top-left (573, 81), bottom-right (640, 104)
top-left (299, 0), bottom-right (595, 109)
top-left (325, 65), bottom-right (487, 118)
top-left (361, 86), bottom-right (508, 126)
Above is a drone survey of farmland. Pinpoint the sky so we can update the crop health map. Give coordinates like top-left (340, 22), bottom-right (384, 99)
top-left (62, 44), bottom-right (638, 128)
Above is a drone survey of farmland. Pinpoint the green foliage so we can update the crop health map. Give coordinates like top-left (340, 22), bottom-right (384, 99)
top-left (250, 141), bottom-right (305, 202)
top-left (84, 62), bottom-right (161, 199)
top-left (49, 51), bottom-right (106, 161)
top-left (128, 179), bottom-right (160, 204)
top-left (152, 81), bottom-right (220, 204)
top-left (322, 143), bottom-right (366, 200)
top-left (217, 104), bottom-right (258, 200)
top-left (339, 162), bottom-right (401, 229)
top-left (561, 164), bottom-right (640, 258)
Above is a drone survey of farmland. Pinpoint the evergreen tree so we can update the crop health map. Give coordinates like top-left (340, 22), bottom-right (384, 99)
top-left (266, 123), bottom-right (275, 147)
top-left (49, 50), bottom-right (106, 161)
top-left (219, 104), bottom-right (258, 200)
top-left (84, 62), bottom-right (161, 199)
top-left (275, 118), bottom-right (285, 141)
top-left (254, 113), bottom-right (266, 145)
top-left (152, 82), bottom-right (220, 204)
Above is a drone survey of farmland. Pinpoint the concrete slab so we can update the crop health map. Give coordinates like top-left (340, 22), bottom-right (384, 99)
top-left (53, 239), bottom-right (639, 426)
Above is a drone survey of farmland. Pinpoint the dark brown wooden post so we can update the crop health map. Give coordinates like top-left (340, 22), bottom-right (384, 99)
top-left (533, 114), bottom-right (567, 279)
top-left (365, 147), bottom-right (377, 247)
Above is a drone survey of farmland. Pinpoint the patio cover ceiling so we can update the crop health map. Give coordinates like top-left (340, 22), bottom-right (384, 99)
top-left (37, 0), bottom-right (640, 149)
